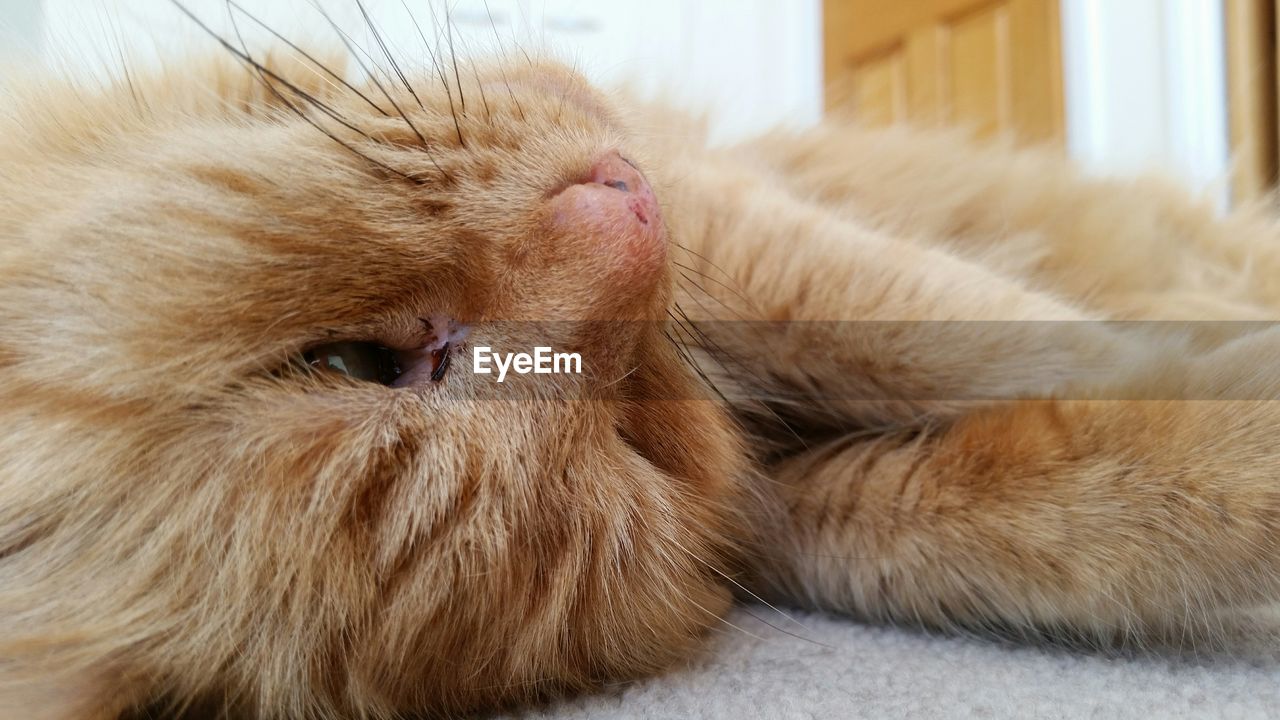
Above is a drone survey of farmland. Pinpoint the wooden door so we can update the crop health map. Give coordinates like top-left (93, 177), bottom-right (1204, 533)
top-left (824, 0), bottom-right (1064, 144)
top-left (1225, 0), bottom-right (1278, 201)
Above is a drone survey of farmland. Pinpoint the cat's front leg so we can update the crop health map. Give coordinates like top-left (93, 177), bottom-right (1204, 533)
top-left (748, 330), bottom-right (1280, 641)
top-left (667, 167), bottom-right (1150, 430)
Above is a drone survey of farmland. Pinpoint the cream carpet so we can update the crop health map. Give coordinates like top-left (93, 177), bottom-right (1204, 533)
top-left (508, 606), bottom-right (1280, 719)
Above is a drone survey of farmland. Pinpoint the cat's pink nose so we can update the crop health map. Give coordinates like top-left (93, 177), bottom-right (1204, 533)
top-left (584, 152), bottom-right (658, 226)
top-left (546, 150), bottom-right (667, 303)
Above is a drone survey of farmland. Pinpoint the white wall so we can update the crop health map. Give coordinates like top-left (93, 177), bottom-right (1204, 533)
top-left (11, 0), bottom-right (1233, 194)
top-left (0, 0), bottom-right (44, 60)
top-left (1060, 0), bottom-right (1231, 205)
top-left (26, 0), bottom-right (824, 144)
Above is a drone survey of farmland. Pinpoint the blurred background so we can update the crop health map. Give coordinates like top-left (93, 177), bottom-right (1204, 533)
top-left (0, 0), bottom-right (1274, 208)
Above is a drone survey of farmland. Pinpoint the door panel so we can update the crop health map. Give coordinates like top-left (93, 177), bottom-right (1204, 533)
top-left (949, 4), bottom-right (1008, 136)
top-left (824, 0), bottom-right (1064, 144)
top-left (849, 51), bottom-right (908, 125)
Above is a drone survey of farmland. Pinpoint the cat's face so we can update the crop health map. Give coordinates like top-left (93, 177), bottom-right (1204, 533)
top-left (0, 51), bottom-right (745, 715)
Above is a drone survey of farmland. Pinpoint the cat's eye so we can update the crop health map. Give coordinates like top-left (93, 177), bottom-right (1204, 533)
top-left (304, 342), bottom-right (405, 385)
top-left (302, 341), bottom-right (452, 386)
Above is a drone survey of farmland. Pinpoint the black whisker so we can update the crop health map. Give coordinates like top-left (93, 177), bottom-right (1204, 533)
top-left (672, 292), bottom-right (777, 396)
top-left (673, 259), bottom-right (758, 316)
top-left (670, 300), bottom-right (807, 450)
top-left (515, 30), bottom-right (536, 68)
top-left (305, 2), bottom-right (397, 102)
top-left (215, 3), bottom-right (393, 147)
top-left (674, 266), bottom-right (789, 374)
top-left (318, 1), bottom-right (395, 90)
top-left (443, 0), bottom-right (468, 118)
top-left (105, 13), bottom-right (147, 114)
top-left (669, 239), bottom-right (761, 314)
top-left (483, 0), bottom-right (525, 122)
top-left (174, 0), bottom-right (422, 183)
top-left (355, 0), bottom-right (423, 112)
top-left (226, 0), bottom-right (390, 117)
top-left (556, 54), bottom-right (583, 124)
top-left (675, 271), bottom-right (756, 332)
top-left (663, 324), bottom-right (701, 370)
top-left (671, 301), bottom-right (757, 389)
top-left (406, 0), bottom-right (465, 146)
top-left (664, 328), bottom-right (709, 389)
top-left (471, 61), bottom-right (492, 124)
top-left (663, 315), bottom-right (734, 409)
top-left (436, 5), bottom-right (490, 125)
top-left (307, 0), bottom-right (452, 181)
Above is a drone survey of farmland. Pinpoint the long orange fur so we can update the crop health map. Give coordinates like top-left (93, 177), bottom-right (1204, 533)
top-left (4, 22), bottom-right (1280, 720)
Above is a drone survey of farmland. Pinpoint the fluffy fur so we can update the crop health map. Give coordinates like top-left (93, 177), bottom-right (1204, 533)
top-left (5, 14), bottom-right (1280, 720)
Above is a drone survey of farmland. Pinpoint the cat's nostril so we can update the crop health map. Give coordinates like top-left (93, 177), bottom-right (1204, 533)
top-left (553, 149), bottom-right (662, 229)
top-left (586, 151), bottom-right (648, 196)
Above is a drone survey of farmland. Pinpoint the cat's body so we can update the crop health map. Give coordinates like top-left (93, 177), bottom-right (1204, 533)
top-left (5, 24), bottom-right (1280, 720)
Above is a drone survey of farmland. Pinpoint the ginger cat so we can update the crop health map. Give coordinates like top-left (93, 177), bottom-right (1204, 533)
top-left (4, 6), bottom-right (1280, 718)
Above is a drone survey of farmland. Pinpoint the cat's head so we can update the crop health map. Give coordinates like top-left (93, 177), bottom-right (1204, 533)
top-left (0, 29), bottom-right (746, 717)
